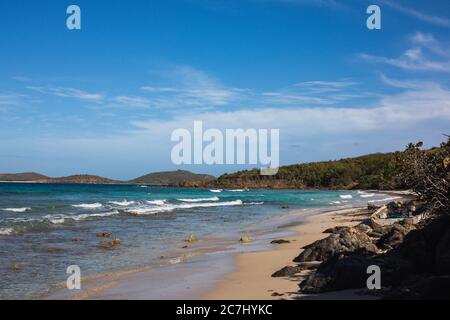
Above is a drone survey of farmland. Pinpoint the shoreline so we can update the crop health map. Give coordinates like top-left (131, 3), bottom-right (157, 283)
top-left (201, 206), bottom-right (373, 300)
top-left (44, 204), bottom-right (373, 300)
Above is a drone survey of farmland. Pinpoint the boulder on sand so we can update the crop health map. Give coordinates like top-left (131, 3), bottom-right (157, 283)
top-left (376, 219), bottom-right (416, 250)
top-left (272, 262), bottom-right (318, 277)
top-left (271, 239), bottom-right (290, 244)
top-left (294, 228), bottom-right (378, 263)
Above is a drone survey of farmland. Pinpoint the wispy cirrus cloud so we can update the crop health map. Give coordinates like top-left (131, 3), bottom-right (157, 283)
top-left (140, 65), bottom-right (245, 108)
top-left (111, 95), bottom-right (152, 108)
top-left (261, 79), bottom-right (371, 106)
top-left (381, 0), bottom-right (450, 28)
top-left (266, 0), bottom-right (346, 9)
top-left (27, 86), bottom-right (105, 103)
top-left (0, 93), bottom-right (25, 107)
top-left (359, 32), bottom-right (450, 73)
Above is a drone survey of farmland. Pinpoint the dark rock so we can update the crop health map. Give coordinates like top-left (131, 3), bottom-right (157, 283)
top-left (354, 223), bottom-right (372, 234)
top-left (323, 226), bottom-right (350, 234)
top-left (281, 205), bottom-right (289, 209)
top-left (436, 226), bottom-right (450, 274)
top-left (294, 228), bottom-right (378, 263)
top-left (96, 232), bottom-right (111, 238)
top-left (271, 263), bottom-right (317, 277)
top-left (368, 203), bottom-right (381, 211)
top-left (298, 215), bottom-right (450, 297)
top-left (99, 237), bottom-right (121, 249)
top-left (376, 220), bottom-right (416, 250)
top-left (385, 276), bottom-right (450, 300)
top-left (10, 263), bottom-right (21, 272)
top-left (271, 292), bottom-right (284, 297)
top-left (271, 239), bottom-right (290, 244)
top-left (300, 251), bottom-right (386, 293)
top-left (399, 216), bottom-right (450, 273)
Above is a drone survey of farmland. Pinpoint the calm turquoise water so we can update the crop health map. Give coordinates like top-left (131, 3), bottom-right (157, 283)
top-left (0, 183), bottom-right (394, 299)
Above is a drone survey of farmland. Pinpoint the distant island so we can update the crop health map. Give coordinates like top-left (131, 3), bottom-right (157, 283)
top-left (0, 170), bottom-right (215, 186)
top-left (0, 146), bottom-right (441, 190)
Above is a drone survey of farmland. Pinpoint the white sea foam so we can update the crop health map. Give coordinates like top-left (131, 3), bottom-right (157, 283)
top-left (177, 197), bottom-right (219, 202)
top-left (169, 257), bottom-right (182, 264)
top-left (339, 195), bottom-right (353, 199)
top-left (228, 189), bottom-right (245, 192)
top-left (1, 207), bottom-right (31, 213)
top-left (210, 189), bottom-right (222, 193)
top-left (146, 199), bottom-right (166, 205)
top-left (330, 201), bottom-right (341, 205)
top-left (126, 200), bottom-right (246, 215)
top-left (45, 210), bottom-right (120, 224)
top-left (72, 203), bottom-right (103, 209)
top-left (138, 185), bottom-right (148, 188)
top-left (0, 227), bottom-right (14, 235)
top-left (108, 200), bottom-right (135, 206)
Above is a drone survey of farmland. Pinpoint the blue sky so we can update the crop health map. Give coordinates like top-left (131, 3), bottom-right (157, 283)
top-left (1, 0), bottom-right (450, 179)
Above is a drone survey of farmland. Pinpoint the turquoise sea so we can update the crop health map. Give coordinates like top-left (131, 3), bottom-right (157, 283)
top-left (0, 183), bottom-right (399, 299)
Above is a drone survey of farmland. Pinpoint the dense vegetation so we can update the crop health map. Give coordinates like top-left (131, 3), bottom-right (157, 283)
top-left (216, 152), bottom-right (405, 190)
top-left (399, 137), bottom-right (449, 214)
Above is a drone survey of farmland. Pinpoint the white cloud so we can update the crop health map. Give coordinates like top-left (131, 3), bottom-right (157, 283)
top-left (0, 93), bottom-right (25, 107)
top-left (131, 78), bottom-right (450, 135)
top-left (27, 86), bottom-right (104, 103)
top-left (360, 32), bottom-right (450, 72)
top-left (381, 0), bottom-right (450, 28)
top-left (140, 87), bottom-right (179, 93)
top-left (111, 95), bottom-right (152, 108)
top-left (139, 65), bottom-right (244, 108)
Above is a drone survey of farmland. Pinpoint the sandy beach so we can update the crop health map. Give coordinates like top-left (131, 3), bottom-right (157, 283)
top-left (202, 206), bottom-right (373, 300)
top-left (43, 204), bottom-right (373, 300)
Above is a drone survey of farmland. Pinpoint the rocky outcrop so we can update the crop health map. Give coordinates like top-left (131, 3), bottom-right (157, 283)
top-left (297, 205), bottom-right (450, 299)
top-left (272, 263), bottom-right (318, 277)
top-left (375, 219), bottom-right (416, 250)
top-left (294, 228), bottom-right (378, 263)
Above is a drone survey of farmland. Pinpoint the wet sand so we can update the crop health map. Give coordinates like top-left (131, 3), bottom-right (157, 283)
top-left (46, 206), bottom-right (372, 300)
top-left (202, 207), bottom-right (372, 300)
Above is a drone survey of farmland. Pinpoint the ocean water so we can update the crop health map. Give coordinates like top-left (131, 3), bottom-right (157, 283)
top-left (0, 183), bottom-right (398, 299)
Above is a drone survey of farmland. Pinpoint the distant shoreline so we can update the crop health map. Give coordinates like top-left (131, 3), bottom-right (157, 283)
top-left (0, 180), bottom-right (415, 195)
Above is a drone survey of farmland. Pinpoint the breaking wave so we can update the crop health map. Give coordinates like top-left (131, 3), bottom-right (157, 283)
top-left (1, 207), bottom-right (31, 213)
top-left (177, 197), bottom-right (219, 202)
top-left (125, 199), bottom-right (257, 215)
top-left (72, 203), bottom-right (103, 209)
top-left (108, 200), bottom-right (135, 206)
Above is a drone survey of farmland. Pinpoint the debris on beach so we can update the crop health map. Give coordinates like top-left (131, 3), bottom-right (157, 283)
top-left (271, 239), bottom-right (291, 244)
top-left (98, 237), bottom-right (121, 249)
top-left (239, 236), bottom-right (253, 243)
top-left (11, 263), bottom-right (21, 272)
top-left (185, 234), bottom-right (197, 243)
top-left (96, 232), bottom-right (111, 238)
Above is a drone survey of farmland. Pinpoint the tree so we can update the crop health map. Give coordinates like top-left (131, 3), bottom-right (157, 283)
top-left (399, 137), bottom-right (449, 214)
